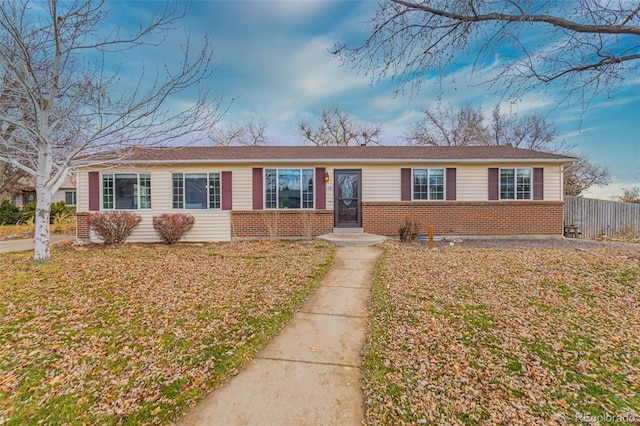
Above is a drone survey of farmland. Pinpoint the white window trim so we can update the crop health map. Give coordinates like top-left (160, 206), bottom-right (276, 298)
top-left (411, 168), bottom-right (446, 201)
top-left (65, 191), bottom-right (77, 206)
top-left (264, 168), bottom-right (315, 210)
top-left (499, 167), bottom-right (533, 201)
top-left (171, 172), bottom-right (222, 210)
top-left (101, 173), bottom-right (151, 210)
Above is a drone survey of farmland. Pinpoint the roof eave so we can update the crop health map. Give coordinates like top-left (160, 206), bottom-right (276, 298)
top-left (83, 157), bottom-right (575, 166)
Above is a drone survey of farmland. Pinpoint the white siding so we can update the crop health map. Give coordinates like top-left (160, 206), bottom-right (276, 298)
top-left (457, 165), bottom-right (489, 201)
top-left (79, 167), bottom-right (232, 243)
top-left (455, 163), bottom-right (564, 201)
top-left (77, 171), bottom-right (89, 212)
top-left (89, 210), bottom-right (231, 243)
top-left (326, 163), bottom-right (401, 203)
top-left (231, 166), bottom-right (253, 210)
top-left (543, 165), bottom-right (563, 201)
top-left (78, 161), bottom-right (566, 242)
top-left (362, 165), bottom-right (402, 201)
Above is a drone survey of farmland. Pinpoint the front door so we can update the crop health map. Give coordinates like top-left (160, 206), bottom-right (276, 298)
top-left (334, 169), bottom-right (361, 227)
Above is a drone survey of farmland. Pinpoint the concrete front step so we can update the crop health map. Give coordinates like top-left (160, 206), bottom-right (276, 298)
top-left (316, 232), bottom-right (387, 247)
top-left (332, 227), bottom-right (364, 234)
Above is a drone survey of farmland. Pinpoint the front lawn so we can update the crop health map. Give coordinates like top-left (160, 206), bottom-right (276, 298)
top-left (366, 242), bottom-right (639, 425)
top-left (0, 240), bottom-right (333, 425)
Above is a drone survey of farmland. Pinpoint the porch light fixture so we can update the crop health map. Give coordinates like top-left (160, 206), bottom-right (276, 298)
top-left (324, 172), bottom-right (330, 183)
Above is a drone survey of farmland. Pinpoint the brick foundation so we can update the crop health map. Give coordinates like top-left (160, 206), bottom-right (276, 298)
top-left (362, 201), bottom-right (564, 237)
top-left (78, 202), bottom-right (563, 241)
top-left (231, 210), bottom-right (334, 238)
top-left (76, 212), bottom-right (91, 240)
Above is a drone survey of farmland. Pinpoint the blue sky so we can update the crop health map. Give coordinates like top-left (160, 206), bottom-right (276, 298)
top-left (109, 0), bottom-right (639, 199)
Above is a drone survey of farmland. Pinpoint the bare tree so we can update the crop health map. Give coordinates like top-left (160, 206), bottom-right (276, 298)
top-left (334, 0), bottom-right (640, 108)
top-left (618, 187), bottom-right (640, 203)
top-left (209, 115), bottom-right (269, 146)
top-left (297, 106), bottom-right (383, 146)
top-left (405, 102), bottom-right (610, 195)
top-left (405, 103), bottom-right (487, 146)
top-left (0, 162), bottom-right (31, 203)
top-left (564, 158), bottom-right (611, 196)
top-left (405, 103), bottom-right (561, 150)
top-left (0, 0), bottom-right (226, 262)
top-left (0, 70), bottom-right (33, 203)
top-left (487, 105), bottom-right (569, 153)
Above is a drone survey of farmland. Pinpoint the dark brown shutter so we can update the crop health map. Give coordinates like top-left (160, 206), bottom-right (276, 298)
top-left (315, 167), bottom-right (326, 209)
top-left (533, 167), bottom-right (544, 200)
top-left (488, 168), bottom-right (499, 200)
top-left (446, 168), bottom-right (456, 201)
top-left (401, 168), bottom-right (412, 201)
top-left (252, 168), bottom-right (263, 210)
top-left (88, 171), bottom-right (100, 211)
top-left (221, 171), bottom-right (232, 210)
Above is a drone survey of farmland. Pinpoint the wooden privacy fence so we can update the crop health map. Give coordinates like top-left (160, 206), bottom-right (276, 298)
top-left (564, 196), bottom-right (640, 239)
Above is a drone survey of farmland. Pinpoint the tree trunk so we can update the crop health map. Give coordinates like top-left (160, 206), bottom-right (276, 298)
top-left (33, 184), bottom-right (52, 263)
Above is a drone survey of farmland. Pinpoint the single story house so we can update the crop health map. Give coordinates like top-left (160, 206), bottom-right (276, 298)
top-left (75, 145), bottom-right (575, 242)
top-left (8, 175), bottom-right (77, 210)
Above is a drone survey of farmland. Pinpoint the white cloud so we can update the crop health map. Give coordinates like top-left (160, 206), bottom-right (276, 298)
top-left (133, 0), bottom-right (638, 187)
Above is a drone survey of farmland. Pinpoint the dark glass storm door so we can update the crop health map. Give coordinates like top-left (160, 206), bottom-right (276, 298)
top-left (334, 169), bottom-right (361, 227)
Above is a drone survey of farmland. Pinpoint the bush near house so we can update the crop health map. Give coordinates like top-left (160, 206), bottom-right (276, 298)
top-left (398, 219), bottom-right (420, 243)
top-left (0, 200), bottom-right (20, 225)
top-left (89, 211), bottom-right (142, 244)
top-left (21, 201), bottom-right (72, 224)
top-left (152, 213), bottom-right (195, 244)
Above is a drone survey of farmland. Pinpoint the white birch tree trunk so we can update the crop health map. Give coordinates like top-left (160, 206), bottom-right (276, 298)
top-left (34, 183), bottom-right (52, 263)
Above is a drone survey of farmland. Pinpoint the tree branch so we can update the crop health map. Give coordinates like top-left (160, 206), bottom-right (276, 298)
top-left (392, 0), bottom-right (640, 35)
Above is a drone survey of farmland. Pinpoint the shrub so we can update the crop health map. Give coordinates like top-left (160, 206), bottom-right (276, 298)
top-left (399, 220), bottom-right (420, 243)
top-left (51, 213), bottom-right (76, 235)
top-left (152, 213), bottom-right (195, 244)
top-left (0, 200), bottom-right (20, 225)
top-left (51, 201), bottom-right (72, 221)
top-left (89, 211), bottom-right (142, 244)
top-left (21, 202), bottom-right (36, 223)
top-left (21, 201), bottom-right (71, 224)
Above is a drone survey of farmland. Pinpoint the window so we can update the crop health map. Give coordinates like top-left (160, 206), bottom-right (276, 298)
top-left (413, 168), bottom-right (445, 200)
top-left (500, 168), bottom-right (531, 200)
top-left (265, 168), bottom-right (314, 209)
top-left (172, 173), bottom-right (220, 209)
top-left (102, 173), bottom-right (151, 209)
top-left (65, 191), bottom-right (77, 205)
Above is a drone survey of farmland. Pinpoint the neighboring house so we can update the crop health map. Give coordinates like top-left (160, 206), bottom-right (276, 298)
top-left (75, 145), bottom-right (575, 242)
top-left (9, 175), bottom-right (77, 210)
top-left (54, 175), bottom-right (78, 211)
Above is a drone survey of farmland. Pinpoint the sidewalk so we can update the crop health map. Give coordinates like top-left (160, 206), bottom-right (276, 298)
top-left (0, 235), bottom-right (75, 254)
top-left (177, 245), bottom-right (382, 426)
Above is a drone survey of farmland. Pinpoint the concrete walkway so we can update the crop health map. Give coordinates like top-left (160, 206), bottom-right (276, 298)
top-left (177, 245), bottom-right (382, 426)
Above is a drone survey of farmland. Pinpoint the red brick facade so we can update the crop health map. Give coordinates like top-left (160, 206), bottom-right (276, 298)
top-left (78, 203), bottom-right (563, 241)
top-left (76, 212), bottom-right (91, 240)
top-left (231, 210), bottom-right (333, 238)
top-left (362, 201), bottom-right (564, 237)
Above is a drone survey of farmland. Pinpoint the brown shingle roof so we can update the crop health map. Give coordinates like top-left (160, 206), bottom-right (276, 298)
top-left (86, 145), bottom-right (576, 164)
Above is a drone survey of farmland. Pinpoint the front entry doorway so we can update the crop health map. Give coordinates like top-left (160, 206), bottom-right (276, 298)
top-left (334, 169), bottom-right (361, 228)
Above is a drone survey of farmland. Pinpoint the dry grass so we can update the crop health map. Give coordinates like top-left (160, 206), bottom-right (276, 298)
top-left (0, 218), bottom-right (34, 238)
top-left (366, 242), bottom-right (640, 425)
top-left (0, 240), bottom-right (333, 425)
top-left (0, 214), bottom-right (75, 239)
